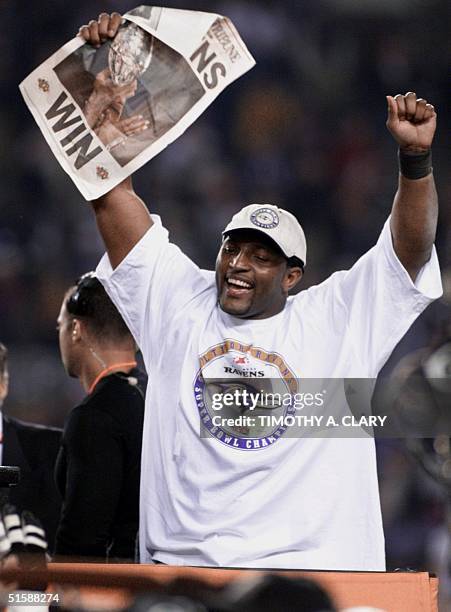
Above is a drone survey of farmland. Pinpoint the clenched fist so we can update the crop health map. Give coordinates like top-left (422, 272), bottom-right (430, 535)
top-left (78, 12), bottom-right (122, 47)
top-left (386, 91), bottom-right (436, 154)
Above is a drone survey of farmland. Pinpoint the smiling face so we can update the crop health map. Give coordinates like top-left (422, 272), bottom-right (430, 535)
top-left (215, 229), bottom-right (303, 319)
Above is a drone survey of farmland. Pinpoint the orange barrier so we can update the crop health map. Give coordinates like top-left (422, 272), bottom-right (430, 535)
top-left (0, 563), bottom-right (439, 611)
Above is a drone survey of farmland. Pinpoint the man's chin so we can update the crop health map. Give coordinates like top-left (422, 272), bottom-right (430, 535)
top-left (64, 365), bottom-right (77, 379)
top-left (219, 297), bottom-right (252, 318)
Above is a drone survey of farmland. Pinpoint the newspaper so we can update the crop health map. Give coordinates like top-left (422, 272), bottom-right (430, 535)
top-left (19, 5), bottom-right (255, 200)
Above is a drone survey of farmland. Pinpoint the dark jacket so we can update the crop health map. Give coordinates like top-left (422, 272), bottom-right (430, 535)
top-left (2, 414), bottom-right (62, 552)
top-left (54, 368), bottom-right (145, 561)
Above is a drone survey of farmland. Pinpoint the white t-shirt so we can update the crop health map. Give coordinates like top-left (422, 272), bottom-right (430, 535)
top-left (96, 216), bottom-right (442, 570)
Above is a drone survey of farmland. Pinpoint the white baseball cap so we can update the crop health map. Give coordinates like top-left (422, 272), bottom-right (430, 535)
top-left (223, 204), bottom-right (307, 266)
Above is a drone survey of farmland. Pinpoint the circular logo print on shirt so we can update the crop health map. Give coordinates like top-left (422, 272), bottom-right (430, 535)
top-left (194, 340), bottom-right (299, 451)
top-left (250, 208), bottom-right (279, 230)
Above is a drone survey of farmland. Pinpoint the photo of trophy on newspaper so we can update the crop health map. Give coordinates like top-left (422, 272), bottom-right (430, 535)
top-left (54, 19), bottom-right (204, 167)
top-left (19, 5), bottom-right (255, 199)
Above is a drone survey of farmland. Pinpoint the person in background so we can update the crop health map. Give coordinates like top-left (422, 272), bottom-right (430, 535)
top-left (0, 342), bottom-right (62, 552)
top-left (54, 272), bottom-right (145, 562)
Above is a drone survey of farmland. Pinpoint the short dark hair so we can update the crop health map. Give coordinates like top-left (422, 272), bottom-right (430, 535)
top-left (0, 342), bottom-right (7, 380)
top-left (65, 273), bottom-right (132, 343)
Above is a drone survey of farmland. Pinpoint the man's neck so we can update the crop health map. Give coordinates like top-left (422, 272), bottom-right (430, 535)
top-left (79, 348), bottom-right (137, 394)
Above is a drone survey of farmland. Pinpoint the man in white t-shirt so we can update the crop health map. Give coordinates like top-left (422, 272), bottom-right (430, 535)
top-left (83, 14), bottom-right (442, 571)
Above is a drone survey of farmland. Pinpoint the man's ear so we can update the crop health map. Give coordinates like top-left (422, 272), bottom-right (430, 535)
top-left (71, 318), bottom-right (83, 343)
top-left (283, 266), bottom-right (303, 293)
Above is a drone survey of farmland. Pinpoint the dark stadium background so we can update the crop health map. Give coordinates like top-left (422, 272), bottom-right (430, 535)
top-left (1, 0), bottom-right (449, 593)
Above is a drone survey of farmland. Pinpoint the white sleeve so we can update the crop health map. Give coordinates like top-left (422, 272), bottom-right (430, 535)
top-left (95, 215), bottom-right (211, 362)
top-left (334, 218), bottom-right (442, 375)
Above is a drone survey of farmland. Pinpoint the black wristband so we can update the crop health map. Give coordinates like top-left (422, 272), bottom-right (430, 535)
top-left (398, 148), bottom-right (432, 180)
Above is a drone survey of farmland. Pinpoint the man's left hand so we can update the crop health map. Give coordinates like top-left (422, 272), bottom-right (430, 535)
top-left (386, 91), bottom-right (437, 153)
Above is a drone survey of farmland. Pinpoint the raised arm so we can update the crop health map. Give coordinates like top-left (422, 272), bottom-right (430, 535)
top-left (80, 13), bottom-right (153, 268)
top-left (91, 176), bottom-right (153, 269)
top-left (386, 91), bottom-right (438, 282)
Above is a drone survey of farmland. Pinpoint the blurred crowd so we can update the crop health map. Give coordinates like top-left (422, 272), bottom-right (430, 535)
top-left (0, 0), bottom-right (449, 588)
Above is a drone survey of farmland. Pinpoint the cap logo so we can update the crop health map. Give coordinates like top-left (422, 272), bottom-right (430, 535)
top-left (250, 208), bottom-right (279, 230)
